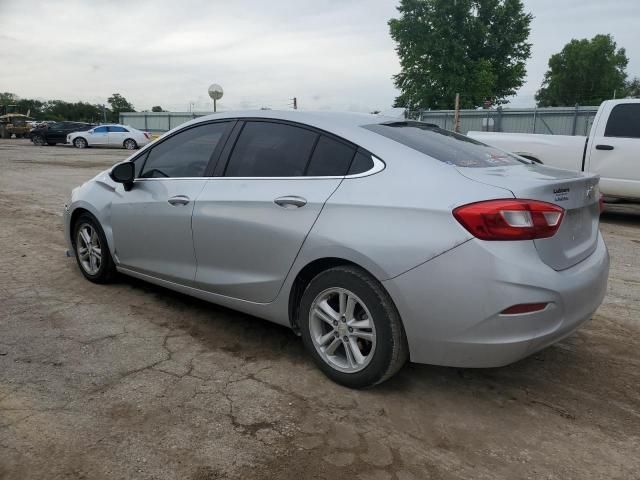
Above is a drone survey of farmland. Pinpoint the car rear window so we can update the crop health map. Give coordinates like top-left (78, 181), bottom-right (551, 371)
top-left (363, 121), bottom-right (526, 168)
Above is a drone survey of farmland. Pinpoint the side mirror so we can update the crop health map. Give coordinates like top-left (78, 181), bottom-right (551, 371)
top-left (110, 162), bottom-right (135, 191)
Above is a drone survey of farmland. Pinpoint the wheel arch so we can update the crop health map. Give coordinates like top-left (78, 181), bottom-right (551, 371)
top-left (68, 204), bottom-right (116, 258)
top-left (287, 257), bottom-right (396, 333)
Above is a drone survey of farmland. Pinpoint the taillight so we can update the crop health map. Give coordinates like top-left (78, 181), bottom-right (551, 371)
top-left (144, 132), bottom-right (150, 139)
top-left (453, 199), bottom-right (564, 241)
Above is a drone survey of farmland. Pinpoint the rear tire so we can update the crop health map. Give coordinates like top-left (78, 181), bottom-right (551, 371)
top-left (298, 266), bottom-right (408, 388)
top-left (74, 137), bottom-right (87, 149)
top-left (123, 138), bottom-right (138, 150)
top-left (72, 213), bottom-right (116, 283)
top-left (32, 135), bottom-right (46, 146)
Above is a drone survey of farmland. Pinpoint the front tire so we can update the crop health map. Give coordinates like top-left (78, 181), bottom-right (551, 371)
top-left (299, 266), bottom-right (408, 388)
top-left (73, 213), bottom-right (116, 283)
top-left (123, 138), bottom-right (138, 150)
top-left (74, 137), bottom-right (88, 149)
top-left (32, 135), bottom-right (46, 146)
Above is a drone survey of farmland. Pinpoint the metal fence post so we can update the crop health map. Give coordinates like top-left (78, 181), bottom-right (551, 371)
top-left (572, 103), bottom-right (579, 136)
top-left (144, 113), bottom-right (148, 131)
top-left (167, 114), bottom-right (171, 131)
top-left (532, 107), bottom-right (537, 134)
top-left (496, 106), bottom-right (503, 132)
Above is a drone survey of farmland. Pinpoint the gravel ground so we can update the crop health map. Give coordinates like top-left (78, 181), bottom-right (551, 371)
top-left (1, 139), bottom-right (639, 480)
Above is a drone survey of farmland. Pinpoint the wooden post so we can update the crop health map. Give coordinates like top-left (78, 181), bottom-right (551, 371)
top-left (453, 93), bottom-right (461, 133)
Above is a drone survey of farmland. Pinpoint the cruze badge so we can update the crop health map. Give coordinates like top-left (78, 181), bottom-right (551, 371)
top-left (553, 187), bottom-right (570, 202)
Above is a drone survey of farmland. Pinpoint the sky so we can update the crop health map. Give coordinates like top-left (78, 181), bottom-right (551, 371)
top-left (0, 0), bottom-right (638, 112)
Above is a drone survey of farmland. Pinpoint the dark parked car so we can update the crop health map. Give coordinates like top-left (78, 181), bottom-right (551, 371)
top-left (30, 122), bottom-right (95, 146)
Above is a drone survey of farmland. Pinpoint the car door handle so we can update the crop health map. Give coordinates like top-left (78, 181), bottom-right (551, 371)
top-left (274, 196), bottom-right (307, 208)
top-left (595, 144), bottom-right (614, 150)
top-left (167, 195), bottom-right (190, 206)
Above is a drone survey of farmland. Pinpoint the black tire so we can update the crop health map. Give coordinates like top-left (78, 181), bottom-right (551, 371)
top-left (298, 266), bottom-right (408, 388)
top-left (32, 134), bottom-right (46, 146)
top-left (72, 213), bottom-right (117, 283)
top-left (123, 138), bottom-right (138, 150)
top-left (74, 137), bottom-right (88, 149)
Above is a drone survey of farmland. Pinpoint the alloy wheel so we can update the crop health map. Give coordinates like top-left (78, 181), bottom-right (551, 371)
top-left (309, 287), bottom-right (376, 373)
top-left (76, 223), bottom-right (102, 275)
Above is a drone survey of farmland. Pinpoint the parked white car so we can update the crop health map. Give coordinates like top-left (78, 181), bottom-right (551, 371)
top-left (68, 124), bottom-right (151, 150)
top-left (468, 99), bottom-right (640, 200)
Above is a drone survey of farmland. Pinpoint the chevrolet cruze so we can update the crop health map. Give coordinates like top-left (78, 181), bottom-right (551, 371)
top-left (64, 111), bottom-right (609, 388)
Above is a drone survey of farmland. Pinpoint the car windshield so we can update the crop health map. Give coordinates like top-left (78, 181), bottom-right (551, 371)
top-left (363, 121), bottom-right (527, 168)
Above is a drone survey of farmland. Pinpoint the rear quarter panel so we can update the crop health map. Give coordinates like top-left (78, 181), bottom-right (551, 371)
top-left (298, 145), bottom-right (514, 280)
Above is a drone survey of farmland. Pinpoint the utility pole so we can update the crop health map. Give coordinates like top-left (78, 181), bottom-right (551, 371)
top-left (453, 93), bottom-right (461, 133)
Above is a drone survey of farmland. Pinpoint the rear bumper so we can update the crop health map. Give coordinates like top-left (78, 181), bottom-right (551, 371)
top-left (383, 233), bottom-right (609, 368)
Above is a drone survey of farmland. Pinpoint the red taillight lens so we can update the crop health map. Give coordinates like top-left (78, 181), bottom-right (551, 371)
top-left (453, 199), bottom-right (564, 241)
top-left (144, 132), bottom-right (151, 139)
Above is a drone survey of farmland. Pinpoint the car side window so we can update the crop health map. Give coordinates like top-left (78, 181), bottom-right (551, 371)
top-left (348, 151), bottom-right (375, 175)
top-left (224, 121), bottom-right (317, 177)
top-left (604, 104), bottom-right (640, 138)
top-left (108, 126), bottom-right (128, 132)
top-left (139, 122), bottom-right (228, 178)
top-left (132, 152), bottom-right (148, 177)
top-left (94, 126), bottom-right (108, 133)
top-left (306, 136), bottom-right (356, 176)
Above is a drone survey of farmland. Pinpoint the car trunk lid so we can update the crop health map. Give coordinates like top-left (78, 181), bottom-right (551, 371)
top-left (457, 163), bottom-right (601, 270)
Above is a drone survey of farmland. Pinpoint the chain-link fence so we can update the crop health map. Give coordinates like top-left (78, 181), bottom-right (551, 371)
top-left (411, 105), bottom-right (599, 136)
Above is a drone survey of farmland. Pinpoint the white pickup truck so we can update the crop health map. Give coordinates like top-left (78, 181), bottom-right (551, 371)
top-left (468, 99), bottom-right (640, 200)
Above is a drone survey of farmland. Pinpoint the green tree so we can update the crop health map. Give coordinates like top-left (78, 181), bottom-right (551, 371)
top-left (151, 105), bottom-right (165, 112)
top-left (107, 93), bottom-right (135, 122)
top-left (389, 0), bottom-right (532, 110)
top-left (625, 77), bottom-right (640, 98)
top-left (535, 35), bottom-right (628, 107)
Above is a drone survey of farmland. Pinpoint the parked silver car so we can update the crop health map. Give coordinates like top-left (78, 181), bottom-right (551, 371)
top-left (64, 111), bottom-right (609, 388)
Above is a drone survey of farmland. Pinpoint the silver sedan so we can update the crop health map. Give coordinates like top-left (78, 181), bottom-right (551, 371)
top-left (63, 110), bottom-right (609, 388)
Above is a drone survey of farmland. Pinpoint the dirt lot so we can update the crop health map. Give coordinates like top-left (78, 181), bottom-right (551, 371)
top-left (0, 138), bottom-right (639, 480)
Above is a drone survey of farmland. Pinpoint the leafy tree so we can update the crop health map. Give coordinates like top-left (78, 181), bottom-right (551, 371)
top-left (0, 92), bottom-right (109, 122)
top-left (389, 0), bottom-right (532, 110)
top-left (151, 105), bottom-right (165, 112)
top-left (625, 77), bottom-right (640, 98)
top-left (535, 35), bottom-right (628, 106)
top-left (107, 93), bottom-right (135, 122)
top-left (0, 92), bottom-right (19, 105)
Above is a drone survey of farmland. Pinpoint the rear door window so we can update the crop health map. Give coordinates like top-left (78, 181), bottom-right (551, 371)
top-left (604, 104), bottom-right (640, 138)
top-left (363, 122), bottom-right (525, 168)
top-left (224, 121), bottom-right (317, 177)
top-left (306, 136), bottom-right (356, 176)
top-left (139, 122), bottom-right (229, 178)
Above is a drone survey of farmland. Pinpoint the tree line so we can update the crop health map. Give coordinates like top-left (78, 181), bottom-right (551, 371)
top-left (0, 92), bottom-right (165, 123)
top-left (390, 0), bottom-right (639, 109)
